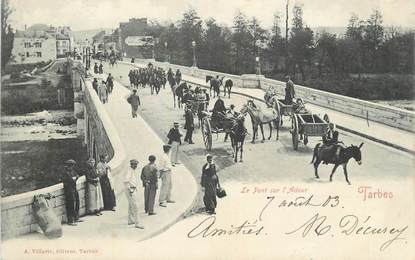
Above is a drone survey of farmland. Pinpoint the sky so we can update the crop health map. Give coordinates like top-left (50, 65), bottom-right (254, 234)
top-left (8, 0), bottom-right (415, 31)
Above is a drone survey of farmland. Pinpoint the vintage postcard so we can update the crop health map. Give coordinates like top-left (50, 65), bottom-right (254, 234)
top-left (1, 0), bottom-right (414, 259)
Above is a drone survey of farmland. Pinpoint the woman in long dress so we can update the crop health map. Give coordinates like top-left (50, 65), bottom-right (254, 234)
top-left (201, 154), bottom-right (219, 215)
top-left (97, 154), bottom-right (116, 211)
top-left (85, 158), bottom-right (104, 216)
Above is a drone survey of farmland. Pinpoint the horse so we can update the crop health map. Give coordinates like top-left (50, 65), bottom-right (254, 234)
top-left (240, 100), bottom-right (279, 143)
top-left (311, 143), bottom-right (364, 185)
top-left (222, 77), bottom-right (233, 98)
top-left (206, 75), bottom-right (221, 98)
top-left (171, 82), bottom-right (187, 108)
top-left (229, 115), bottom-right (247, 162)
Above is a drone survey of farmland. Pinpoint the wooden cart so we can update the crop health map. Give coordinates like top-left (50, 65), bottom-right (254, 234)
top-left (291, 113), bottom-right (329, 150)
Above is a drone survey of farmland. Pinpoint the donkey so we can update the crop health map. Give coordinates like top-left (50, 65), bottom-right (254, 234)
top-left (229, 115), bottom-right (247, 162)
top-left (311, 143), bottom-right (364, 185)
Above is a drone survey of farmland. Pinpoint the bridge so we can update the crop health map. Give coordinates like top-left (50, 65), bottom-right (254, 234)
top-left (1, 57), bottom-right (414, 246)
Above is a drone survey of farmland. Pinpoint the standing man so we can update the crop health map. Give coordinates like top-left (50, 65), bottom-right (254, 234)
top-left (285, 76), bottom-right (295, 105)
top-left (61, 159), bottom-right (82, 226)
top-left (106, 73), bottom-right (114, 94)
top-left (99, 62), bottom-right (104, 74)
top-left (126, 89), bottom-right (141, 118)
top-left (158, 145), bottom-right (175, 207)
top-left (124, 159), bottom-right (144, 229)
top-left (201, 154), bottom-right (219, 215)
top-left (98, 80), bottom-right (108, 104)
top-left (175, 69), bottom-right (182, 84)
top-left (184, 104), bottom-right (194, 144)
top-left (167, 122), bottom-right (182, 166)
top-left (141, 155), bottom-right (158, 215)
top-left (94, 62), bottom-right (99, 74)
top-left (92, 78), bottom-right (99, 94)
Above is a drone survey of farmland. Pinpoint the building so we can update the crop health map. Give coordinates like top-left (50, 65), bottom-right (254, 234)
top-left (11, 24), bottom-right (75, 64)
top-left (55, 32), bottom-right (71, 58)
top-left (12, 30), bottom-right (57, 64)
top-left (119, 18), bottom-right (153, 59)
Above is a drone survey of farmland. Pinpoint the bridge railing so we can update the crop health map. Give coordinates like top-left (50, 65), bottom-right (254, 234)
top-left (129, 59), bottom-right (414, 133)
top-left (0, 61), bottom-right (127, 240)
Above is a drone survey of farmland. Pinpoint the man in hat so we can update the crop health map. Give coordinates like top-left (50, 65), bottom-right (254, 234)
top-left (106, 73), bottom-right (114, 94)
top-left (184, 104), bottom-right (194, 144)
top-left (167, 122), bottom-right (182, 166)
top-left (127, 89), bottom-right (141, 118)
top-left (141, 155), bottom-right (158, 215)
top-left (158, 145), bottom-right (175, 207)
top-left (99, 62), bottom-right (104, 74)
top-left (94, 62), bottom-right (99, 74)
top-left (124, 159), bottom-right (144, 229)
top-left (61, 159), bottom-right (82, 226)
top-left (285, 76), bottom-right (295, 105)
top-left (201, 154), bottom-right (219, 215)
top-left (203, 89), bottom-right (210, 106)
top-left (212, 95), bottom-right (227, 129)
top-left (98, 80), bottom-right (108, 104)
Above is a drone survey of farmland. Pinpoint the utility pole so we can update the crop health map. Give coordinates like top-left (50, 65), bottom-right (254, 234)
top-left (285, 0), bottom-right (289, 75)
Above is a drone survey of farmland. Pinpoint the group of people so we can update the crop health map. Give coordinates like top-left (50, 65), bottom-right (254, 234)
top-left (167, 68), bottom-right (182, 87)
top-left (92, 73), bottom-right (114, 104)
top-left (61, 155), bottom-right (116, 226)
top-left (128, 64), bottom-right (167, 95)
top-left (124, 144), bottom-right (175, 229)
top-left (93, 62), bottom-right (104, 75)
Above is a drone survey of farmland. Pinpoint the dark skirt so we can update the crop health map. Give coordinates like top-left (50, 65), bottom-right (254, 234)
top-left (203, 181), bottom-right (217, 212)
top-left (100, 175), bottom-right (116, 210)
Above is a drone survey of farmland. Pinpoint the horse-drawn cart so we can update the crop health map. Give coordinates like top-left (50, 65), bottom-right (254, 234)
top-left (200, 112), bottom-right (235, 151)
top-left (291, 113), bottom-right (329, 150)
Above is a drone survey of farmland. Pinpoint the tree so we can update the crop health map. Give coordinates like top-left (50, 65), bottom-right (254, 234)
top-left (177, 8), bottom-right (203, 66)
top-left (289, 4), bottom-right (314, 81)
top-left (201, 18), bottom-right (231, 72)
top-left (1, 0), bottom-right (14, 70)
top-left (315, 32), bottom-right (337, 75)
top-left (363, 10), bottom-right (384, 71)
top-left (267, 12), bottom-right (285, 73)
top-left (231, 11), bottom-right (253, 74)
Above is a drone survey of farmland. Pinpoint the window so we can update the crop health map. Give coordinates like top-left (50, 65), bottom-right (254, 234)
top-left (24, 42), bottom-right (31, 48)
top-left (34, 42), bottom-right (42, 48)
top-left (26, 52), bottom-right (30, 57)
top-left (36, 52), bottom-right (42, 57)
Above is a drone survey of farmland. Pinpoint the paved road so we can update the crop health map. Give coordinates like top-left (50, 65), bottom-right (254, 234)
top-left (102, 61), bottom-right (413, 184)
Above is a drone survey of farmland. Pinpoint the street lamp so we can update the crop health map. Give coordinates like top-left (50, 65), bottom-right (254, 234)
top-left (164, 41), bottom-right (169, 63)
top-left (256, 56), bottom-right (261, 75)
top-left (192, 40), bottom-right (197, 67)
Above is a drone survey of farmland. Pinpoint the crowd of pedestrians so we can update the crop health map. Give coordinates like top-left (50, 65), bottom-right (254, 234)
top-left (61, 154), bottom-right (116, 226)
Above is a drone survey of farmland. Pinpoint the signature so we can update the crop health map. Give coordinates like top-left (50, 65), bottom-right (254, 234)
top-left (187, 216), bottom-right (265, 238)
top-left (285, 213), bottom-right (408, 251)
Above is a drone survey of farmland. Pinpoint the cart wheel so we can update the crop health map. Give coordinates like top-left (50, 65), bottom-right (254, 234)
top-left (202, 117), bottom-right (212, 151)
top-left (275, 101), bottom-right (283, 126)
top-left (304, 135), bottom-right (308, 145)
top-left (291, 115), bottom-right (299, 150)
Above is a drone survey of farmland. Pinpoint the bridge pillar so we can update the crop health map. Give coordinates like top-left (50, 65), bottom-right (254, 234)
top-left (71, 61), bottom-right (86, 141)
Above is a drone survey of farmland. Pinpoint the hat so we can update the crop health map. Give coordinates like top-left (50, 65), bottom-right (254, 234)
top-left (65, 159), bottom-right (76, 165)
top-left (206, 154), bottom-right (213, 159)
top-left (130, 159), bottom-right (139, 164)
top-left (87, 158), bottom-right (95, 164)
top-left (174, 122), bottom-right (179, 126)
top-left (163, 144), bottom-right (171, 151)
top-left (132, 89), bottom-right (137, 92)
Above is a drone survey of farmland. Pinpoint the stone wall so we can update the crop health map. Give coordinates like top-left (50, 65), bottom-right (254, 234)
top-left (134, 59), bottom-right (415, 133)
top-left (0, 62), bottom-right (127, 240)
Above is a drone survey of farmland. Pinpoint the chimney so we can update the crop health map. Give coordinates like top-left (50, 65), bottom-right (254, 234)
top-left (24, 24), bottom-right (27, 31)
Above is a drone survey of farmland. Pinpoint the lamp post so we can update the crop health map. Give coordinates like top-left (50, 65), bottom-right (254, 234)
top-left (164, 41), bottom-right (169, 63)
top-left (256, 56), bottom-right (261, 75)
top-left (191, 40), bottom-right (197, 67)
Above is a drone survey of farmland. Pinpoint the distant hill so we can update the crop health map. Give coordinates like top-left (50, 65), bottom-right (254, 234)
top-left (72, 28), bottom-right (113, 42)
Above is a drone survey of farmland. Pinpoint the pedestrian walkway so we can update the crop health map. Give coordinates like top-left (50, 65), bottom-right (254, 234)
top-left (1, 71), bottom-right (198, 246)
